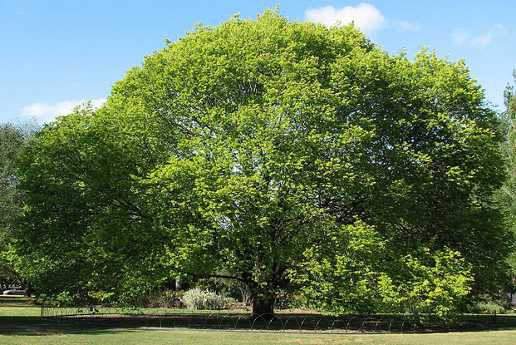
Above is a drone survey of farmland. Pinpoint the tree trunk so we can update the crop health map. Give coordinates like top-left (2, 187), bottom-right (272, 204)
top-left (24, 281), bottom-right (33, 297)
top-left (251, 292), bottom-right (275, 316)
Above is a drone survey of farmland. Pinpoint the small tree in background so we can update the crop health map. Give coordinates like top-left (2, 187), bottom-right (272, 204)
top-left (0, 123), bottom-right (36, 291)
top-left (502, 71), bottom-right (516, 293)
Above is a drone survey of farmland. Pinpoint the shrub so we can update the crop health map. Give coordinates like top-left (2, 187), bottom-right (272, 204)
top-left (144, 289), bottom-right (184, 308)
top-left (378, 248), bottom-right (473, 320)
top-left (182, 288), bottom-right (234, 310)
top-left (473, 301), bottom-right (507, 314)
top-left (274, 291), bottom-right (307, 310)
top-left (53, 291), bottom-right (74, 307)
top-left (196, 277), bottom-right (251, 304)
top-left (88, 290), bottom-right (115, 304)
top-left (468, 295), bottom-right (509, 314)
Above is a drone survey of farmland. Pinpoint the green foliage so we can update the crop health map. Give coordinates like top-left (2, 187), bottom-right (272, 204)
top-left (196, 277), bottom-right (250, 304)
top-left (290, 221), bottom-right (386, 314)
top-left (87, 290), bottom-right (116, 305)
top-left (53, 291), bottom-right (74, 307)
top-left (13, 104), bottom-right (171, 301)
top-left (293, 223), bottom-right (472, 319)
top-left (134, 289), bottom-right (184, 308)
top-left (13, 10), bottom-right (510, 316)
top-left (475, 302), bottom-right (507, 314)
top-left (0, 124), bottom-right (25, 236)
top-left (0, 123), bottom-right (36, 286)
top-left (182, 288), bottom-right (235, 310)
top-left (501, 71), bottom-right (516, 271)
top-left (378, 248), bottom-right (472, 319)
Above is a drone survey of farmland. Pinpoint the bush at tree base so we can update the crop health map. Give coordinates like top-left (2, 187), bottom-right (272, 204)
top-left (182, 288), bottom-right (235, 310)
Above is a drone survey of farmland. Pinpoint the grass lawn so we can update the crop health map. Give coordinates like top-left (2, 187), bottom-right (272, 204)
top-left (0, 296), bottom-right (41, 316)
top-left (0, 328), bottom-right (516, 345)
top-left (0, 306), bottom-right (40, 316)
top-left (1, 298), bottom-right (515, 345)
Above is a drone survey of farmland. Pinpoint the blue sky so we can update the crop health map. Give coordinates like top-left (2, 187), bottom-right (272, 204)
top-left (1, 0), bottom-right (514, 123)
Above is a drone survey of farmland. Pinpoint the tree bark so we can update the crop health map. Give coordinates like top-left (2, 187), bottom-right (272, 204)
top-left (251, 292), bottom-right (275, 316)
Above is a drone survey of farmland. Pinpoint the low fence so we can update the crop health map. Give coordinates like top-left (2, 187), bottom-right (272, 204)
top-left (39, 305), bottom-right (512, 332)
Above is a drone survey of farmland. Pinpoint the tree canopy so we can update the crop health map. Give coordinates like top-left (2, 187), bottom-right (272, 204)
top-left (13, 11), bottom-right (512, 316)
top-left (0, 123), bottom-right (35, 288)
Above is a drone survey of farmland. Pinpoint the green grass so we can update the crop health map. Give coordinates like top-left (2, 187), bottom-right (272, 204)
top-left (0, 306), bottom-right (40, 316)
top-left (0, 296), bottom-right (40, 316)
top-left (0, 328), bottom-right (515, 345)
top-left (1, 301), bottom-right (516, 345)
top-left (0, 296), bottom-right (33, 306)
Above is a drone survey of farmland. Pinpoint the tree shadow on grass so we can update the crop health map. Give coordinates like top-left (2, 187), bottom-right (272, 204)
top-left (2, 314), bottom-right (516, 337)
top-left (0, 317), bottom-right (161, 337)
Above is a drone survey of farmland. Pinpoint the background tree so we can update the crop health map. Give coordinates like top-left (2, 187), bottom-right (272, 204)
top-left (502, 71), bottom-right (516, 273)
top-left (14, 11), bottom-right (512, 315)
top-left (0, 123), bottom-right (35, 290)
top-left (13, 104), bottom-right (172, 302)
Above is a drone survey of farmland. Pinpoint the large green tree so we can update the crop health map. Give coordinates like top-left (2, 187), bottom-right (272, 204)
top-left (14, 11), bottom-right (511, 315)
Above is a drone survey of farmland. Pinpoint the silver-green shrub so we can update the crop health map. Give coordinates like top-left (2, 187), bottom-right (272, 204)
top-left (182, 288), bottom-right (234, 310)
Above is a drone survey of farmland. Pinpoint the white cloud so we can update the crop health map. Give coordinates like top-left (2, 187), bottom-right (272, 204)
top-left (452, 24), bottom-right (506, 48)
top-left (305, 3), bottom-right (384, 34)
top-left (451, 30), bottom-right (470, 45)
top-left (396, 20), bottom-right (420, 32)
top-left (470, 32), bottom-right (493, 47)
top-left (20, 98), bottom-right (106, 123)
